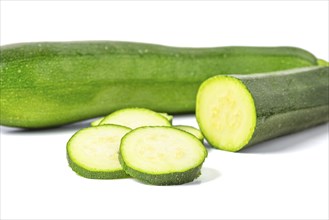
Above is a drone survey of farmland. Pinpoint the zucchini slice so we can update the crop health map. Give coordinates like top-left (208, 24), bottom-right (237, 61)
top-left (119, 126), bottom-right (207, 185)
top-left (91, 112), bottom-right (173, 127)
top-left (67, 125), bottom-right (131, 179)
top-left (99, 108), bottom-right (171, 129)
top-left (196, 66), bottom-right (329, 152)
top-left (174, 125), bottom-right (204, 141)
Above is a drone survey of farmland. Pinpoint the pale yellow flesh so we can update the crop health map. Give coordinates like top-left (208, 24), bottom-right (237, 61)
top-left (174, 125), bottom-right (204, 141)
top-left (121, 127), bottom-right (207, 174)
top-left (196, 76), bottom-right (256, 152)
top-left (68, 125), bottom-right (131, 171)
top-left (99, 108), bottom-right (171, 129)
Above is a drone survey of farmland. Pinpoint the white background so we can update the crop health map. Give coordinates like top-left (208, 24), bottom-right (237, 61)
top-left (0, 1), bottom-right (328, 220)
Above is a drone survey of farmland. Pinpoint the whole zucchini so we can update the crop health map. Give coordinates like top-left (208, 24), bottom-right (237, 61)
top-left (0, 41), bottom-right (320, 128)
top-left (196, 66), bottom-right (329, 152)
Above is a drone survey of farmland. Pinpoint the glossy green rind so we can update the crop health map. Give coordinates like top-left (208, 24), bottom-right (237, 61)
top-left (68, 157), bottom-right (129, 179)
top-left (119, 155), bottom-right (202, 185)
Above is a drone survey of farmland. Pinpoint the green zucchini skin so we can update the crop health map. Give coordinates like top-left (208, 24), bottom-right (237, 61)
top-left (240, 66), bottom-right (329, 147)
top-left (247, 105), bottom-right (329, 147)
top-left (0, 41), bottom-right (319, 128)
top-left (67, 157), bottom-right (129, 179)
top-left (119, 154), bottom-right (202, 185)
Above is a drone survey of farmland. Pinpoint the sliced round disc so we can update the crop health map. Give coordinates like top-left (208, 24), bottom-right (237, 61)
top-left (67, 124), bottom-right (131, 179)
top-left (119, 126), bottom-right (208, 185)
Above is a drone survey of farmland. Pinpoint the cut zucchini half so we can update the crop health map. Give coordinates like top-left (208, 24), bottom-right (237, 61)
top-left (196, 67), bottom-right (329, 152)
top-left (99, 108), bottom-right (171, 129)
top-left (174, 125), bottom-right (204, 141)
top-left (119, 126), bottom-right (207, 185)
top-left (67, 125), bottom-right (131, 179)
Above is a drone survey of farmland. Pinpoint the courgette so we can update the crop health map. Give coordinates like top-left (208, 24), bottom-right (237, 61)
top-left (119, 126), bottom-right (207, 185)
top-left (196, 66), bottom-right (329, 152)
top-left (67, 125), bottom-right (131, 179)
top-left (99, 108), bottom-right (171, 128)
top-left (0, 41), bottom-right (320, 128)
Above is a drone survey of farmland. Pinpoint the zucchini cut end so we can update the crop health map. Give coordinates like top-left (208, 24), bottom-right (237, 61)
top-left (196, 76), bottom-right (257, 152)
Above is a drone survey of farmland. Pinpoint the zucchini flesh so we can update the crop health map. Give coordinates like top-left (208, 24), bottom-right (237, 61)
top-left (99, 108), bottom-right (171, 129)
top-left (196, 66), bottom-right (329, 152)
top-left (174, 125), bottom-right (204, 141)
top-left (119, 126), bottom-right (207, 185)
top-left (0, 41), bottom-right (320, 128)
top-left (67, 125), bottom-right (131, 179)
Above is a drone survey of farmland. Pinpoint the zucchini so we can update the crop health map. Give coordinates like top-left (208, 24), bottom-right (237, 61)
top-left (98, 108), bottom-right (171, 129)
top-left (174, 125), bottom-right (204, 141)
top-left (67, 125), bottom-right (131, 179)
top-left (196, 66), bottom-right (329, 152)
top-left (0, 41), bottom-right (320, 128)
top-left (119, 126), bottom-right (207, 185)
